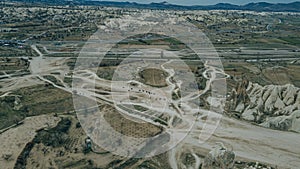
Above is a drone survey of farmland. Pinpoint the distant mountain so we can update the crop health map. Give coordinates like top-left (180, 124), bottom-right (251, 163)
top-left (7, 0), bottom-right (300, 12)
top-left (241, 2), bottom-right (300, 12)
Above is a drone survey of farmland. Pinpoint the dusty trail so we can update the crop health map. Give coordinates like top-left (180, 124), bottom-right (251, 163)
top-left (0, 42), bottom-right (297, 168)
top-left (71, 57), bottom-right (300, 168)
top-left (184, 115), bottom-right (300, 169)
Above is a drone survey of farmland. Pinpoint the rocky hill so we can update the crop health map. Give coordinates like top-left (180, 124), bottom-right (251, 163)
top-left (228, 79), bottom-right (300, 132)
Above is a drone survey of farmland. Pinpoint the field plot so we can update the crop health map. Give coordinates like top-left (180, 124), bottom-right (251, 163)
top-left (138, 68), bottom-right (169, 88)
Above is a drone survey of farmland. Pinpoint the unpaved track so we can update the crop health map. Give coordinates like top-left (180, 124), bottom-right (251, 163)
top-left (0, 36), bottom-right (296, 168)
top-left (72, 58), bottom-right (300, 168)
top-left (184, 115), bottom-right (300, 169)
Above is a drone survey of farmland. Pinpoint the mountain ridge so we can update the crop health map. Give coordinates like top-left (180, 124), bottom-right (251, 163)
top-left (6, 0), bottom-right (300, 12)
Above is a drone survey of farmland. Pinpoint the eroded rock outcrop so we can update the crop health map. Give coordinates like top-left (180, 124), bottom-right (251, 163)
top-left (203, 143), bottom-right (235, 169)
top-left (228, 79), bottom-right (300, 132)
top-left (261, 110), bottom-right (300, 132)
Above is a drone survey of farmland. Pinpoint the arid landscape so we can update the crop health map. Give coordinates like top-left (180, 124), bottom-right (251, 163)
top-left (0, 0), bottom-right (300, 169)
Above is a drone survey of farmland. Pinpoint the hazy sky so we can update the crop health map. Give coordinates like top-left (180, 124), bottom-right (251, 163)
top-left (103, 0), bottom-right (298, 5)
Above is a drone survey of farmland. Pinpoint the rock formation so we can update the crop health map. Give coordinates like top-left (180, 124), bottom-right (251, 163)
top-left (228, 79), bottom-right (300, 132)
top-left (203, 143), bottom-right (235, 169)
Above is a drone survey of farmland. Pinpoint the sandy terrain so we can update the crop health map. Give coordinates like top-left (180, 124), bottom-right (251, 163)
top-left (0, 115), bottom-right (60, 169)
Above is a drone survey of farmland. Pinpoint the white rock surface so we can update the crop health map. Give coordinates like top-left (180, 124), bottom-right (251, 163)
top-left (232, 81), bottom-right (300, 132)
top-left (242, 108), bottom-right (256, 121)
top-left (261, 110), bottom-right (300, 132)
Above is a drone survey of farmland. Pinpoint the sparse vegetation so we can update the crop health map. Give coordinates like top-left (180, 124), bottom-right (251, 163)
top-left (0, 2), bottom-right (299, 169)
